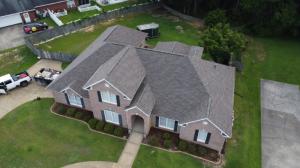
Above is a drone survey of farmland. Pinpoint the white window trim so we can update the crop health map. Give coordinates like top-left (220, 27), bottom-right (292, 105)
top-left (197, 129), bottom-right (208, 143)
top-left (158, 117), bottom-right (175, 130)
top-left (104, 110), bottom-right (120, 125)
top-left (68, 94), bottom-right (82, 107)
top-left (101, 91), bottom-right (117, 105)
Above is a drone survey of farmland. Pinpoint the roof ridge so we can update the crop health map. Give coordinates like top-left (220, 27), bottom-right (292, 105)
top-left (103, 25), bottom-right (118, 41)
top-left (107, 46), bottom-right (130, 77)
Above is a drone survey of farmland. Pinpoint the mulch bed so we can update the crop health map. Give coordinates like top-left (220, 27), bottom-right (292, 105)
top-left (144, 127), bottom-right (220, 162)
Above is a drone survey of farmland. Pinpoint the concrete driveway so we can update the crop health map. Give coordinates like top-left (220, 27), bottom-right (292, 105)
top-left (0, 59), bottom-right (62, 119)
top-left (261, 79), bottom-right (300, 168)
top-left (0, 24), bottom-right (25, 51)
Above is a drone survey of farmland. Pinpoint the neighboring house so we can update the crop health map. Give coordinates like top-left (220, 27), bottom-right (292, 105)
top-left (0, 0), bottom-right (84, 28)
top-left (48, 25), bottom-right (235, 153)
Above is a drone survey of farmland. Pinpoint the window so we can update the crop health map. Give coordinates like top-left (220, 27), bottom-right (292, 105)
top-left (197, 129), bottom-right (208, 143)
top-left (101, 91), bottom-right (117, 105)
top-left (68, 93), bottom-right (82, 107)
top-left (4, 80), bottom-right (12, 85)
top-left (104, 110), bottom-right (120, 125)
top-left (159, 116), bottom-right (175, 130)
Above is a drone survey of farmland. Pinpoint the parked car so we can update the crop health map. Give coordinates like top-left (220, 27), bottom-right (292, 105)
top-left (23, 22), bottom-right (48, 34)
top-left (0, 72), bottom-right (31, 94)
top-left (34, 68), bottom-right (61, 86)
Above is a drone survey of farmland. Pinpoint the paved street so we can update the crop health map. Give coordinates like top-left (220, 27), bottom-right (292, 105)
top-left (261, 79), bottom-right (300, 168)
top-left (0, 24), bottom-right (25, 51)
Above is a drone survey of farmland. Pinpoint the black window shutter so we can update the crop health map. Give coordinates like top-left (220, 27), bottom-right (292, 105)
top-left (118, 114), bottom-right (123, 126)
top-left (205, 132), bottom-right (211, 144)
top-left (97, 91), bottom-right (102, 102)
top-left (116, 95), bottom-right (120, 106)
top-left (101, 110), bottom-right (105, 121)
top-left (80, 98), bottom-right (85, 108)
top-left (174, 121), bottom-right (178, 132)
top-left (155, 116), bottom-right (159, 127)
top-left (193, 130), bottom-right (199, 141)
top-left (64, 93), bottom-right (70, 105)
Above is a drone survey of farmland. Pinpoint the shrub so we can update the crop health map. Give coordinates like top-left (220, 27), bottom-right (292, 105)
top-left (66, 108), bottom-right (76, 117)
top-left (56, 105), bottom-right (66, 115)
top-left (204, 9), bottom-right (227, 27)
top-left (163, 139), bottom-right (172, 149)
top-left (95, 120), bottom-right (105, 131)
top-left (162, 133), bottom-right (171, 140)
top-left (88, 118), bottom-right (98, 129)
top-left (74, 111), bottom-right (84, 119)
top-left (187, 143), bottom-right (197, 154)
top-left (103, 123), bottom-right (115, 134)
top-left (198, 146), bottom-right (208, 156)
top-left (82, 114), bottom-right (92, 122)
top-left (178, 140), bottom-right (188, 151)
top-left (114, 127), bottom-right (124, 137)
top-left (148, 135), bottom-right (160, 146)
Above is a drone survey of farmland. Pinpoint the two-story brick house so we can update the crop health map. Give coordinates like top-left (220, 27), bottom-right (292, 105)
top-left (48, 25), bottom-right (235, 153)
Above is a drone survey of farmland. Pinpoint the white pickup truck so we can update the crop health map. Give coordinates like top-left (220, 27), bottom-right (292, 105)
top-left (0, 72), bottom-right (31, 95)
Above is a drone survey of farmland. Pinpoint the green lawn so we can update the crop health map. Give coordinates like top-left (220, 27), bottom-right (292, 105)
top-left (60, 9), bottom-right (101, 24)
top-left (133, 145), bottom-right (205, 168)
top-left (0, 99), bottom-right (125, 168)
top-left (0, 46), bottom-right (38, 76)
top-left (39, 17), bottom-right (57, 27)
top-left (101, 0), bottom-right (150, 12)
top-left (224, 38), bottom-right (300, 168)
top-left (38, 11), bottom-right (202, 55)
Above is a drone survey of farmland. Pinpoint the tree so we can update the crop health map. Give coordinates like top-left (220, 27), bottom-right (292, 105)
top-left (204, 9), bottom-right (227, 27)
top-left (201, 23), bottom-right (246, 65)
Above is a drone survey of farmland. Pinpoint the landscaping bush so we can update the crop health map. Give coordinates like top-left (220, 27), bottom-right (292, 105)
top-left (198, 146), bottom-right (208, 156)
top-left (103, 123), bottom-right (115, 134)
top-left (95, 120), bottom-right (105, 131)
top-left (74, 111), bottom-right (84, 120)
top-left (162, 133), bottom-right (171, 140)
top-left (113, 127), bottom-right (124, 137)
top-left (187, 143), bottom-right (197, 155)
top-left (148, 135), bottom-right (160, 147)
top-left (66, 108), bottom-right (76, 117)
top-left (204, 9), bottom-right (227, 27)
top-left (56, 105), bottom-right (66, 115)
top-left (178, 140), bottom-right (188, 151)
top-left (88, 118), bottom-right (98, 129)
top-left (82, 114), bottom-right (92, 122)
top-left (163, 139), bottom-right (172, 149)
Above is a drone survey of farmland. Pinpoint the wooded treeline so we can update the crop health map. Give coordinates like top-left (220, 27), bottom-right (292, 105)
top-left (163, 0), bottom-right (300, 36)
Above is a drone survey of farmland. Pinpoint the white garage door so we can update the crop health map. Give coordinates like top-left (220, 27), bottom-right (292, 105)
top-left (0, 13), bottom-right (23, 28)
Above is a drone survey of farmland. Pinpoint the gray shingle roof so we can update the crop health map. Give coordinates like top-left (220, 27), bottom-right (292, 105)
top-left (128, 82), bottom-right (155, 115)
top-left (102, 25), bottom-right (147, 47)
top-left (154, 41), bottom-right (204, 57)
top-left (84, 47), bottom-right (146, 99)
top-left (189, 55), bottom-right (235, 136)
top-left (136, 48), bottom-right (210, 123)
top-left (47, 43), bottom-right (125, 97)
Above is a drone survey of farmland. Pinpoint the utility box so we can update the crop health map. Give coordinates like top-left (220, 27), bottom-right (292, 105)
top-left (137, 23), bottom-right (160, 38)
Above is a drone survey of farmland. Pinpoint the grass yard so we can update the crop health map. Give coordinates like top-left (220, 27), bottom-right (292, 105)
top-left (38, 11), bottom-right (202, 55)
top-left (0, 99), bottom-right (125, 168)
top-left (60, 9), bottom-right (101, 24)
top-left (100, 0), bottom-right (151, 12)
top-left (39, 17), bottom-right (57, 27)
top-left (224, 37), bottom-right (300, 168)
top-left (133, 145), bottom-right (205, 168)
top-left (0, 46), bottom-right (38, 76)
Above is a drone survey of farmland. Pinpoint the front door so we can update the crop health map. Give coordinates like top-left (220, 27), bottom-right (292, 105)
top-left (132, 115), bottom-right (144, 134)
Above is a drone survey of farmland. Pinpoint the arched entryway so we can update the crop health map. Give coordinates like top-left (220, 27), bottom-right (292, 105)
top-left (131, 115), bottom-right (144, 134)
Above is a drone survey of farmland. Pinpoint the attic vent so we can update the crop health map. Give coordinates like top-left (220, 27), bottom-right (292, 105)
top-left (105, 83), bottom-right (110, 87)
top-left (203, 121), bottom-right (208, 125)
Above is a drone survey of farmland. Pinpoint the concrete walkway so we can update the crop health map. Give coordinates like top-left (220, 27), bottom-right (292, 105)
top-left (0, 59), bottom-right (62, 119)
top-left (63, 132), bottom-right (143, 168)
